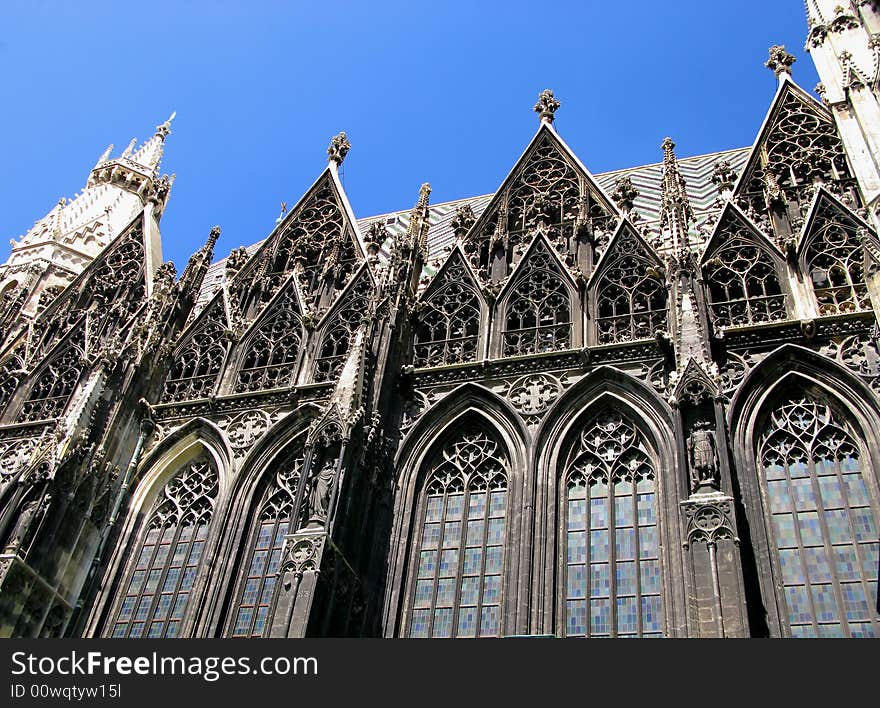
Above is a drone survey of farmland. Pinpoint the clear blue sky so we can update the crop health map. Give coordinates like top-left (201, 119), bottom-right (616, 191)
top-left (2, 1), bottom-right (818, 269)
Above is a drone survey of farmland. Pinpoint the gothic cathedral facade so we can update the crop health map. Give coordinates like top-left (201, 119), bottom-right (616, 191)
top-left (1, 1), bottom-right (880, 638)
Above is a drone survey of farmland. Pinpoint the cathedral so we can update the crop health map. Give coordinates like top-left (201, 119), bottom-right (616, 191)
top-left (1, 1), bottom-right (879, 639)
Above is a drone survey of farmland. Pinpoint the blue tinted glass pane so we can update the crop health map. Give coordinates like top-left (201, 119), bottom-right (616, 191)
top-left (457, 607), bottom-right (477, 638)
top-left (483, 575), bottom-right (501, 604)
top-left (462, 548), bottom-right (482, 574)
top-left (466, 520), bottom-right (484, 546)
top-left (487, 518), bottom-right (505, 544)
top-left (567, 600), bottom-right (587, 636)
top-left (615, 493), bottom-right (633, 527)
top-left (841, 582), bottom-right (870, 621)
top-left (418, 551), bottom-right (437, 579)
top-left (810, 584), bottom-right (839, 622)
top-left (485, 546), bottom-right (503, 574)
top-left (641, 595), bottom-right (663, 635)
top-left (814, 458), bottom-right (835, 477)
top-left (617, 596), bottom-right (638, 634)
top-left (637, 494), bottom-right (655, 525)
top-left (818, 624), bottom-right (845, 638)
top-left (773, 514), bottom-right (797, 548)
top-left (255, 524), bottom-right (272, 550)
top-left (765, 463), bottom-right (785, 480)
top-left (425, 496), bottom-right (443, 523)
top-left (568, 484), bottom-right (586, 500)
top-left (568, 499), bottom-right (586, 530)
top-left (468, 492), bottom-right (486, 519)
top-left (639, 526), bottom-right (658, 557)
top-left (849, 623), bottom-right (877, 638)
top-left (435, 578), bottom-right (455, 606)
top-left (636, 478), bottom-right (654, 494)
top-left (778, 548), bottom-right (804, 584)
top-left (767, 480), bottom-right (792, 513)
top-left (590, 598), bottom-right (611, 636)
top-left (590, 497), bottom-right (608, 529)
top-left (615, 528), bottom-right (636, 561)
top-left (818, 476), bottom-right (844, 508)
top-left (640, 559), bottom-right (662, 594)
top-left (590, 482), bottom-right (608, 499)
top-left (459, 576), bottom-right (479, 605)
top-left (432, 608), bottom-right (453, 638)
top-left (804, 546), bottom-right (832, 583)
top-left (414, 580), bottom-right (433, 608)
top-left (446, 494), bottom-right (464, 521)
top-left (480, 605), bottom-right (500, 636)
top-left (791, 478), bottom-right (816, 512)
top-left (784, 585), bottom-right (812, 624)
top-left (790, 624), bottom-right (816, 638)
top-left (439, 549), bottom-right (459, 577)
top-left (834, 545), bottom-right (860, 582)
top-left (442, 521), bottom-right (461, 547)
top-left (489, 491), bottom-right (506, 517)
top-left (422, 523), bottom-right (440, 549)
top-left (859, 543), bottom-right (879, 580)
top-left (843, 475), bottom-right (870, 506)
top-left (590, 563), bottom-right (610, 598)
top-left (590, 530), bottom-right (609, 562)
top-left (409, 609), bottom-right (430, 638)
top-left (616, 561), bottom-right (637, 596)
top-left (568, 532), bottom-right (587, 564)
top-left (789, 460), bottom-right (808, 478)
top-left (567, 565), bottom-right (586, 599)
top-left (798, 512), bottom-right (823, 546)
top-left (118, 597), bottom-right (135, 621)
top-left (851, 508), bottom-right (877, 542)
top-left (824, 509), bottom-right (852, 545)
top-left (841, 455), bottom-right (860, 473)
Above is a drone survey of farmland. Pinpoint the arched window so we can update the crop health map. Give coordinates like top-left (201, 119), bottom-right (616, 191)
top-left (407, 428), bottom-right (508, 638)
top-left (561, 410), bottom-right (663, 637)
top-left (109, 454), bottom-right (218, 638)
top-left (414, 276), bottom-right (480, 367)
top-left (313, 272), bottom-right (371, 382)
top-left (18, 329), bottom-right (84, 422)
top-left (758, 394), bottom-right (879, 637)
top-left (805, 220), bottom-right (871, 316)
top-left (706, 240), bottom-right (786, 327)
top-left (235, 288), bottom-right (302, 392)
top-left (595, 231), bottom-right (667, 344)
top-left (162, 301), bottom-right (228, 403)
top-left (0, 349), bottom-right (24, 417)
top-left (503, 242), bottom-right (572, 356)
top-left (229, 448), bottom-right (302, 637)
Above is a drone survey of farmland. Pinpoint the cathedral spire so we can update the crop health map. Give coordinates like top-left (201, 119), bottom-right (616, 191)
top-left (659, 137), bottom-right (694, 251)
top-left (178, 226), bottom-right (220, 301)
top-left (129, 112), bottom-right (175, 175)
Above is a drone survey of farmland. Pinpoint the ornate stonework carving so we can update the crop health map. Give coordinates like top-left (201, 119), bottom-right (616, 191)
top-left (507, 373), bottom-right (562, 414)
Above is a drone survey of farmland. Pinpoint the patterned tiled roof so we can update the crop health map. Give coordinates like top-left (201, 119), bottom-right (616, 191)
top-left (195, 145), bottom-right (750, 310)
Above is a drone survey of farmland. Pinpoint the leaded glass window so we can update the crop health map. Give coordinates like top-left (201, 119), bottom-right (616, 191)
top-left (230, 451), bottom-right (302, 637)
top-left (759, 395), bottom-right (879, 637)
top-left (414, 256), bottom-right (481, 367)
top-left (408, 430), bottom-right (508, 638)
top-left (234, 287), bottom-right (302, 392)
top-left (563, 411), bottom-right (663, 637)
top-left (595, 229), bottom-right (667, 344)
top-left (503, 241), bottom-right (572, 356)
top-left (110, 454), bottom-right (218, 638)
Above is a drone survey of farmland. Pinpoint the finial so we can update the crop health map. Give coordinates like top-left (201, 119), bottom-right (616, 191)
top-left (534, 89), bottom-right (560, 125)
top-left (418, 182), bottom-right (431, 207)
top-left (121, 138), bottom-right (137, 158)
top-left (208, 225), bottom-right (221, 248)
top-left (155, 111), bottom-right (176, 139)
top-left (710, 161), bottom-right (737, 198)
top-left (327, 132), bottom-right (351, 165)
top-left (611, 176), bottom-right (639, 214)
top-left (765, 45), bottom-right (796, 79)
top-left (662, 137), bottom-right (677, 160)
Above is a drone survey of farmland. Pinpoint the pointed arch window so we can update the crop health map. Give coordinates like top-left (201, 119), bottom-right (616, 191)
top-left (313, 273), bottom-right (372, 383)
top-left (414, 262), bottom-right (481, 367)
top-left (705, 237), bottom-right (786, 327)
top-left (17, 329), bottom-right (84, 422)
top-left (162, 302), bottom-right (228, 403)
top-left (595, 235), bottom-right (667, 344)
top-left (0, 349), bottom-right (25, 418)
top-left (408, 429), bottom-right (508, 638)
top-left (109, 454), bottom-right (218, 638)
top-left (234, 289), bottom-right (303, 392)
top-left (759, 394), bottom-right (879, 637)
top-left (805, 219), bottom-right (871, 316)
top-left (502, 244), bottom-right (572, 356)
top-left (230, 448), bottom-right (302, 636)
top-left (562, 411), bottom-right (663, 637)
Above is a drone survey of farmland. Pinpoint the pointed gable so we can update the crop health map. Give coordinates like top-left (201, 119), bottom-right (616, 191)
top-left (797, 189), bottom-right (876, 315)
top-left (414, 247), bottom-right (485, 368)
top-left (700, 202), bottom-right (789, 327)
top-left (734, 79), bottom-right (856, 215)
top-left (589, 221), bottom-right (667, 344)
top-left (462, 124), bottom-right (618, 279)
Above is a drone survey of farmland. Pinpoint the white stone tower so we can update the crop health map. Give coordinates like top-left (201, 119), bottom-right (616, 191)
top-left (0, 114), bottom-right (175, 326)
top-left (806, 1), bottom-right (880, 222)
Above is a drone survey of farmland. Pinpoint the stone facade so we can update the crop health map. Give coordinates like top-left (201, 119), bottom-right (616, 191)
top-left (1, 4), bottom-right (880, 638)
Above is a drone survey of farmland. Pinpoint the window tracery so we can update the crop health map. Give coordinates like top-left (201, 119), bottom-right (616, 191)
top-left (595, 230), bottom-right (667, 344)
top-left (562, 411), bottom-right (663, 637)
top-left (759, 394), bottom-right (879, 637)
top-left (502, 241), bottom-right (572, 356)
top-left (0, 348), bottom-right (25, 417)
top-left (408, 429), bottom-right (508, 638)
top-left (161, 299), bottom-right (228, 402)
top-left (230, 449), bottom-right (303, 637)
top-left (17, 327), bottom-right (84, 422)
top-left (313, 271), bottom-right (372, 382)
top-left (704, 218), bottom-right (787, 327)
top-left (234, 287), bottom-right (303, 392)
top-left (414, 257), bottom-right (481, 368)
top-left (110, 454), bottom-right (218, 638)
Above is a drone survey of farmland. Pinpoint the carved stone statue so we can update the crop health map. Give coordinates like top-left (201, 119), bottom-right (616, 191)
top-left (307, 459), bottom-right (336, 527)
top-left (687, 421), bottom-right (719, 493)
